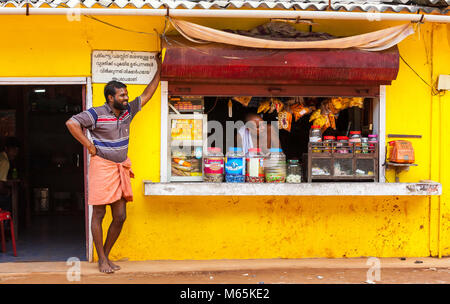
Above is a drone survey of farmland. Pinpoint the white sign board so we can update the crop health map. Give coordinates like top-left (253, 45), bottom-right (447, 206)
top-left (92, 50), bottom-right (157, 84)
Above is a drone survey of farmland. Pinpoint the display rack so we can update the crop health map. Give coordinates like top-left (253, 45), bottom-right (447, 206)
top-left (167, 113), bottom-right (208, 182)
top-left (306, 142), bottom-right (379, 182)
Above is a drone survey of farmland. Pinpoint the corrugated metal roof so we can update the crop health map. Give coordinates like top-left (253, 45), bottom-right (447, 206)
top-left (0, 0), bottom-right (448, 13)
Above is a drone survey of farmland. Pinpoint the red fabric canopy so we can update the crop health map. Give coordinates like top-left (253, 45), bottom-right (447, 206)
top-left (162, 39), bottom-right (399, 85)
top-left (161, 38), bottom-right (399, 96)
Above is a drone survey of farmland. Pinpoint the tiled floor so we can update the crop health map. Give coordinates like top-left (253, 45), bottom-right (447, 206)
top-left (0, 214), bottom-right (87, 262)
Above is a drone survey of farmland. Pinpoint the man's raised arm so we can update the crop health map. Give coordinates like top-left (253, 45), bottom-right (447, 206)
top-left (140, 54), bottom-right (162, 107)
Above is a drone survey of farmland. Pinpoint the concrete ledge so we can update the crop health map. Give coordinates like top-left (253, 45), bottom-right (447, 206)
top-left (0, 258), bottom-right (449, 277)
top-left (143, 182), bottom-right (441, 196)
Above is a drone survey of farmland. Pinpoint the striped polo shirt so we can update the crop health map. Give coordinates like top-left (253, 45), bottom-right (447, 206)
top-left (70, 96), bottom-right (141, 163)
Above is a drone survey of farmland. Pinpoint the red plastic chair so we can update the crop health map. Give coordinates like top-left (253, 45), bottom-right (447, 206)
top-left (0, 209), bottom-right (17, 257)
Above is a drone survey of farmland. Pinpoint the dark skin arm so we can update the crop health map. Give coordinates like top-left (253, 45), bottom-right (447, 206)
top-left (139, 54), bottom-right (162, 107)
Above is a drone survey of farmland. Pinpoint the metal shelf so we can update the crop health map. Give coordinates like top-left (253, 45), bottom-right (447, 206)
top-left (385, 162), bottom-right (418, 182)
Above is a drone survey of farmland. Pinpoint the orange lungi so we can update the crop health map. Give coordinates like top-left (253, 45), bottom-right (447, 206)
top-left (88, 155), bottom-right (134, 206)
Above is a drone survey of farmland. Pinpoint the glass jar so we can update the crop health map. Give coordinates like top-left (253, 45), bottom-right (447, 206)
top-left (336, 136), bottom-right (350, 154)
top-left (323, 136), bottom-right (336, 153)
top-left (349, 131), bottom-right (362, 153)
top-left (246, 148), bottom-right (265, 183)
top-left (203, 147), bottom-right (224, 182)
top-left (225, 147), bottom-right (245, 183)
top-left (286, 159), bottom-right (302, 183)
top-left (264, 148), bottom-right (287, 183)
top-left (309, 125), bottom-right (322, 153)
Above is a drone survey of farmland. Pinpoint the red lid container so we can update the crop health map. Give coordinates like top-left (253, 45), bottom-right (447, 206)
top-left (349, 131), bottom-right (361, 135)
top-left (208, 147), bottom-right (222, 153)
top-left (323, 136), bottom-right (335, 140)
top-left (337, 136), bottom-right (349, 140)
top-left (249, 148), bottom-right (262, 153)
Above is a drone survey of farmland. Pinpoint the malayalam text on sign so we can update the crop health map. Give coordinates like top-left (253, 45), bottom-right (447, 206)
top-left (92, 50), bottom-right (157, 85)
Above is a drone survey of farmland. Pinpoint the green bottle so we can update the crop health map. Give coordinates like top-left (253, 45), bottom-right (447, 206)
top-left (11, 168), bottom-right (18, 179)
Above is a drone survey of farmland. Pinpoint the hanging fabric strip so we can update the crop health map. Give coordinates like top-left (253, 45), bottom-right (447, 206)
top-left (358, 25), bottom-right (415, 51)
top-left (170, 18), bottom-right (211, 44)
top-left (169, 18), bottom-right (414, 51)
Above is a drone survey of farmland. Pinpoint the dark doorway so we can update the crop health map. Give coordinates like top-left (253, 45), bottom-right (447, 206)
top-left (0, 85), bottom-right (86, 262)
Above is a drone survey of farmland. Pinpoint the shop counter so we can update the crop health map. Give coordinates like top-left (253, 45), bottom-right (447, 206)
top-left (143, 181), bottom-right (441, 196)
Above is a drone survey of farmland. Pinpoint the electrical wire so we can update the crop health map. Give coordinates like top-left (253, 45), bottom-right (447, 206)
top-left (70, 11), bottom-right (279, 60)
top-left (383, 164), bottom-right (392, 183)
top-left (399, 54), bottom-right (443, 96)
top-left (83, 15), bottom-right (158, 36)
top-left (59, 2), bottom-right (159, 36)
top-left (205, 97), bottom-right (219, 114)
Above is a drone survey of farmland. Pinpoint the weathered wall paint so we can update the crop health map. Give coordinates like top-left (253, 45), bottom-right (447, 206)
top-left (0, 13), bottom-right (448, 260)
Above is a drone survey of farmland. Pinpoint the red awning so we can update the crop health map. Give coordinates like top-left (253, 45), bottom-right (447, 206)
top-left (161, 38), bottom-right (399, 96)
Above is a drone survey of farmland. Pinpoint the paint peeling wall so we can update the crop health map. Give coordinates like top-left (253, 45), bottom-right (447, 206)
top-left (0, 13), bottom-right (448, 259)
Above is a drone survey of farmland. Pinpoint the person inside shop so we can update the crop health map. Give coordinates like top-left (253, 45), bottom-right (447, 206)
top-left (0, 137), bottom-right (20, 213)
top-left (66, 55), bottom-right (161, 274)
top-left (0, 137), bottom-right (20, 240)
top-left (0, 137), bottom-right (20, 242)
top-left (237, 110), bottom-right (280, 156)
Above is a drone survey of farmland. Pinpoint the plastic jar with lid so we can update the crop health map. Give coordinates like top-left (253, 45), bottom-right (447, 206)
top-left (323, 136), bottom-right (336, 153)
top-left (246, 148), bottom-right (265, 183)
top-left (361, 137), bottom-right (369, 153)
top-left (225, 147), bottom-right (245, 183)
top-left (286, 159), bottom-right (302, 183)
top-left (336, 136), bottom-right (350, 154)
top-left (309, 125), bottom-right (322, 153)
top-left (264, 148), bottom-right (287, 183)
top-left (368, 134), bottom-right (378, 153)
top-left (203, 147), bottom-right (224, 182)
top-left (349, 131), bottom-right (362, 153)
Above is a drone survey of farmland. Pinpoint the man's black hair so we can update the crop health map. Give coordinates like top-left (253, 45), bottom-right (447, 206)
top-left (104, 80), bottom-right (127, 102)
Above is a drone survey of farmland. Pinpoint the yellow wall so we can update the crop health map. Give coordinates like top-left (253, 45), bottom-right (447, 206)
top-left (0, 13), bottom-right (449, 260)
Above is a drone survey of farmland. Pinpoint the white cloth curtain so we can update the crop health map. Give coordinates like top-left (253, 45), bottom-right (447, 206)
top-left (170, 18), bottom-right (414, 51)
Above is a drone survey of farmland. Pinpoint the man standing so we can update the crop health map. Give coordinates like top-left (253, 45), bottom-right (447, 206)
top-left (66, 57), bottom-right (161, 273)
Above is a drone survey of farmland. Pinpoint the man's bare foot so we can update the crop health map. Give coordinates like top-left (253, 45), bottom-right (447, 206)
top-left (98, 259), bottom-right (114, 274)
top-left (108, 259), bottom-right (121, 271)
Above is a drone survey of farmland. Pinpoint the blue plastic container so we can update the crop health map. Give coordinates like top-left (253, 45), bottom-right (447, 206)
top-left (225, 147), bottom-right (245, 183)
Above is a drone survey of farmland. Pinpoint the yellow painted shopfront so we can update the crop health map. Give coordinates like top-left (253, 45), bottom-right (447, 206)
top-left (0, 1), bottom-right (448, 262)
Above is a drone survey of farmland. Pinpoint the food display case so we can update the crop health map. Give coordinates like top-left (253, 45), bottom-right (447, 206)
top-left (168, 113), bottom-right (208, 182)
top-left (305, 142), bottom-right (379, 182)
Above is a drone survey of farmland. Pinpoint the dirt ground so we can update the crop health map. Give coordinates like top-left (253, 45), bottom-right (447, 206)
top-left (1, 267), bottom-right (450, 284)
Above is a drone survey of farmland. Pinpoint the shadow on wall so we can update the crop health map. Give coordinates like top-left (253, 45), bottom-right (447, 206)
top-left (447, 24), bottom-right (450, 48)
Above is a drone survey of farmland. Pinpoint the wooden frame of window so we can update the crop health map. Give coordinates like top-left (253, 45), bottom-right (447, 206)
top-left (160, 81), bottom-right (386, 183)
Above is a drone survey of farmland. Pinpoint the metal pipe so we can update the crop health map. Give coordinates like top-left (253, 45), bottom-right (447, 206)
top-left (0, 7), bottom-right (449, 23)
